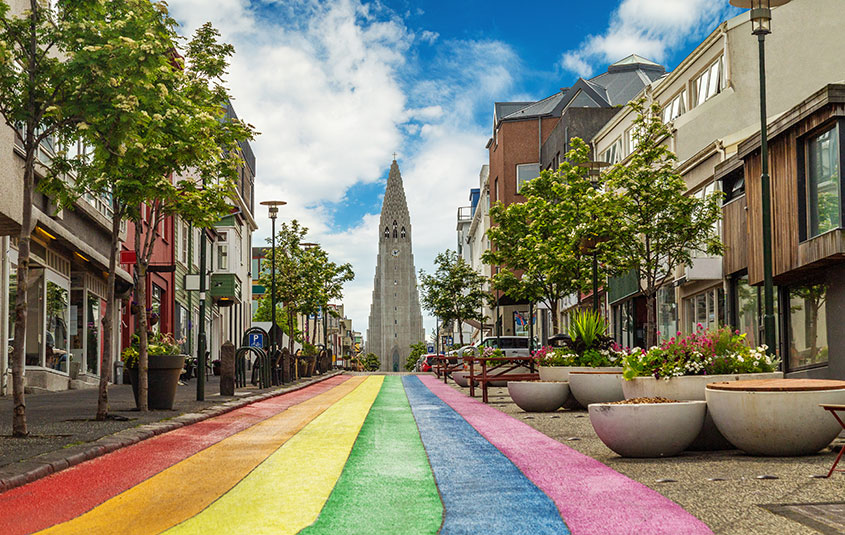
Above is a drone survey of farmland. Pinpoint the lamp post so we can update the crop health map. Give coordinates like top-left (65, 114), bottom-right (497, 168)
top-left (729, 0), bottom-right (792, 355)
top-left (577, 160), bottom-right (611, 314)
top-left (260, 201), bottom-right (286, 362)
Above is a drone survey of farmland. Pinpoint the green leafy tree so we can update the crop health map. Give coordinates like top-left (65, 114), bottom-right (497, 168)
top-left (362, 352), bottom-right (381, 372)
top-left (483, 138), bottom-right (617, 334)
top-left (406, 341), bottom-right (426, 371)
top-left (606, 97), bottom-right (723, 348)
top-left (419, 250), bottom-right (486, 346)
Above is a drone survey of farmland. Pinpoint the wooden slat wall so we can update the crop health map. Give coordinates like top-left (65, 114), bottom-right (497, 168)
top-left (745, 105), bottom-right (841, 286)
top-left (722, 196), bottom-right (748, 275)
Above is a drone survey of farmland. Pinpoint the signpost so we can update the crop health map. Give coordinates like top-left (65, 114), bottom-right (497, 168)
top-left (248, 332), bottom-right (264, 349)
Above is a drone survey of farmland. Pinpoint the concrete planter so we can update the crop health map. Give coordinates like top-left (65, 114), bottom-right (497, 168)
top-left (569, 370), bottom-right (625, 407)
top-left (589, 401), bottom-right (707, 457)
top-left (453, 371), bottom-right (474, 388)
top-left (622, 372), bottom-right (784, 451)
top-left (540, 366), bottom-right (622, 409)
top-left (507, 381), bottom-right (569, 412)
top-left (705, 380), bottom-right (845, 456)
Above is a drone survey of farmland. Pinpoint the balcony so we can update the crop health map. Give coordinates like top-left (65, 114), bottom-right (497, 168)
top-left (210, 273), bottom-right (242, 306)
top-left (457, 206), bottom-right (472, 222)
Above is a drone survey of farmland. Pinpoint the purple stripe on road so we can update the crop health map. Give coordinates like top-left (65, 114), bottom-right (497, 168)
top-left (419, 376), bottom-right (713, 535)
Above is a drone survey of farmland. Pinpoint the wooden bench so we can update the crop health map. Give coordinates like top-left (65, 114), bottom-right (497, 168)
top-left (465, 356), bottom-right (539, 403)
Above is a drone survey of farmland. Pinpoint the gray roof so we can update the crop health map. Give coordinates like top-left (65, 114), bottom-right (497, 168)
top-left (494, 54), bottom-right (665, 126)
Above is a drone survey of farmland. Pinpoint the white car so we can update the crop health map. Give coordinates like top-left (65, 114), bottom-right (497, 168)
top-left (475, 336), bottom-right (534, 357)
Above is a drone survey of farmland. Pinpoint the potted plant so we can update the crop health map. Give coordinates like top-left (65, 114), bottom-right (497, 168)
top-left (123, 332), bottom-right (185, 410)
top-left (621, 325), bottom-right (782, 449)
top-left (507, 380), bottom-right (570, 412)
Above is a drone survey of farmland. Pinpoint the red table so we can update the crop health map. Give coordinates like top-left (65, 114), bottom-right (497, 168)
top-left (464, 356), bottom-right (539, 403)
top-left (820, 404), bottom-right (845, 478)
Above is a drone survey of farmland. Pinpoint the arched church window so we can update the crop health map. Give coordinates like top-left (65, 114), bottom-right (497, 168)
top-left (392, 220), bottom-right (398, 238)
top-left (384, 227), bottom-right (390, 238)
top-left (400, 227), bottom-right (406, 239)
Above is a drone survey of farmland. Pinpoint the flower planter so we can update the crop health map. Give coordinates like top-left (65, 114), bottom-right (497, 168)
top-left (508, 381), bottom-right (569, 412)
top-left (706, 379), bottom-right (845, 456)
top-left (540, 366), bottom-right (622, 409)
top-left (453, 371), bottom-right (475, 388)
top-left (622, 372), bottom-right (784, 450)
top-left (127, 354), bottom-right (185, 410)
top-left (569, 371), bottom-right (625, 407)
top-left (589, 401), bottom-right (707, 457)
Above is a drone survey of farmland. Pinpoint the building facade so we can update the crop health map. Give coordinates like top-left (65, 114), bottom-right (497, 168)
top-left (366, 159), bottom-right (425, 371)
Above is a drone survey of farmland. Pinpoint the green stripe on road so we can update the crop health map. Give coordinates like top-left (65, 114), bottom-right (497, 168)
top-left (301, 376), bottom-right (443, 535)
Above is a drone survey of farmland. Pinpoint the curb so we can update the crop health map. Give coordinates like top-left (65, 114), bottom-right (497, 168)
top-left (0, 371), bottom-right (345, 494)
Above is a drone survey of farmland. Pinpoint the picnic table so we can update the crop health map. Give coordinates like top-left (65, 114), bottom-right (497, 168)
top-left (432, 355), bottom-right (463, 383)
top-left (464, 355), bottom-right (539, 403)
top-left (820, 404), bottom-right (845, 478)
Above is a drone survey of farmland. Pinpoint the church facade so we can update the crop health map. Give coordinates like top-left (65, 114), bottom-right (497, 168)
top-left (366, 159), bottom-right (425, 371)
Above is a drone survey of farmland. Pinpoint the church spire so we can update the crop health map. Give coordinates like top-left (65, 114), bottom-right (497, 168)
top-left (380, 159), bottom-right (410, 229)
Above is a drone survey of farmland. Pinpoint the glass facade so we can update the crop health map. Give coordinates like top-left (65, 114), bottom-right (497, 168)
top-left (807, 125), bottom-right (841, 237)
top-left (684, 286), bottom-right (724, 332)
top-left (787, 281), bottom-right (829, 370)
top-left (656, 286), bottom-right (677, 341)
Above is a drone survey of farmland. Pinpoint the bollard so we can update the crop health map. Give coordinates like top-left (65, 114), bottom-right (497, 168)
top-left (220, 341), bottom-right (236, 396)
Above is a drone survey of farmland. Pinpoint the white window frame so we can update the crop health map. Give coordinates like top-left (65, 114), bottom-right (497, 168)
top-left (516, 163), bottom-right (540, 192)
top-left (602, 137), bottom-right (622, 165)
top-left (662, 90), bottom-right (687, 124)
top-left (692, 56), bottom-right (724, 108)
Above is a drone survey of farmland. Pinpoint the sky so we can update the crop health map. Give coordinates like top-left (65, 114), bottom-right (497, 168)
top-left (167, 0), bottom-right (743, 344)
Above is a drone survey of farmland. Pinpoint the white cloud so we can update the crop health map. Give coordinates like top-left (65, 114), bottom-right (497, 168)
top-left (168, 0), bottom-right (520, 343)
top-left (560, 0), bottom-right (739, 77)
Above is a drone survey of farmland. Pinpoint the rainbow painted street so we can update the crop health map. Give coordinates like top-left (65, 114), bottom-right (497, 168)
top-left (0, 375), bottom-right (712, 535)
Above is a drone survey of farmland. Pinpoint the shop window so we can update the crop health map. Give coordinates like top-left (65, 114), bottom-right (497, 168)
top-left (684, 287), bottom-right (724, 332)
top-left (733, 275), bottom-right (760, 349)
top-left (787, 281), bottom-right (828, 370)
top-left (46, 280), bottom-right (69, 372)
top-left (806, 125), bottom-right (841, 238)
top-left (151, 284), bottom-right (162, 336)
top-left (25, 268), bottom-right (45, 367)
top-left (656, 286), bottom-right (677, 341)
top-left (86, 291), bottom-right (100, 375)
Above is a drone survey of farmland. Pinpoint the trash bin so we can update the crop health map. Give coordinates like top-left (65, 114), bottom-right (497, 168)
top-left (114, 360), bottom-right (124, 385)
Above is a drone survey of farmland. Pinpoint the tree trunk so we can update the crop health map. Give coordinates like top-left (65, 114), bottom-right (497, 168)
top-left (96, 205), bottom-right (122, 420)
top-left (134, 225), bottom-right (149, 411)
top-left (645, 292), bottom-right (657, 349)
top-left (550, 300), bottom-right (560, 335)
top-left (457, 319), bottom-right (464, 347)
top-left (10, 151), bottom-right (36, 437)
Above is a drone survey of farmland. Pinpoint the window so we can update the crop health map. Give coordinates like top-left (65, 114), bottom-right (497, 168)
top-left (656, 286), bottom-right (677, 342)
top-left (601, 138), bottom-right (622, 165)
top-left (662, 90), bottom-right (687, 123)
top-left (684, 287), bottom-right (724, 332)
top-left (691, 182), bottom-right (721, 257)
top-left (400, 227), bottom-right (406, 239)
top-left (150, 284), bottom-right (163, 336)
top-left (218, 244), bottom-right (228, 271)
top-left (692, 57), bottom-right (723, 107)
top-left (384, 227), bottom-right (390, 238)
top-left (625, 126), bottom-right (639, 156)
top-left (806, 125), bottom-right (841, 237)
top-left (787, 281), bottom-right (828, 370)
top-left (516, 163), bottom-right (540, 192)
top-left (722, 170), bottom-right (745, 203)
top-left (181, 222), bottom-right (189, 265)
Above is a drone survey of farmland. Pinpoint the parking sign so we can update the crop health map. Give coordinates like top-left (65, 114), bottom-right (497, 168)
top-left (249, 333), bottom-right (264, 348)
top-left (426, 344), bottom-right (434, 353)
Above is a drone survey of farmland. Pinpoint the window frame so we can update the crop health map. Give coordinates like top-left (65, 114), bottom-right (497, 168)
top-left (661, 89), bottom-right (687, 124)
top-left (516, 163), bottom-right (540, 192)
top-left (691, 56), bottom-right (724, 108)
top-left (799, 120), bottom-right (843, 241)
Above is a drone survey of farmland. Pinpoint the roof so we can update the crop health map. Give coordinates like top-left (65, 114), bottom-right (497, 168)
top-left (494, 55), bottom-right (665, 127)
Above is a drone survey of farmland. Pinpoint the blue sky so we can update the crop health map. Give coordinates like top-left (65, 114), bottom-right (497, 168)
top-left (168, 0), bottom-right (742, 339)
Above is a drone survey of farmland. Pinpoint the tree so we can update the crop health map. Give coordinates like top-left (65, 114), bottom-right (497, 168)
top-left (419, 250), bottom-right (486, 346)
top-left (606, 97), bottom-right (722, 348)
top-left (256, 220), bottom-right (354, 357)
top-left (483, 138), bottom-right (617, 334)
top-left (0, 0), bottom-right (175, 433)
top-left (362, 353), bottom-right (381, 372)
top-left (405, 341), bottom-right (426, 371)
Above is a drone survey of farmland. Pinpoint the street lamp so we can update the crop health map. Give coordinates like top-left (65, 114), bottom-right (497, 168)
top-left (260, 200), bottom-right (286, 361)
top-left (729, 0), bottom-right (792, 355)
top-left (577, 160), bottom-right (611, 313)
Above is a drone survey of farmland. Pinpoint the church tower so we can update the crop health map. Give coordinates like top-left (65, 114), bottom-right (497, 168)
top-left (366, 159), bottom-right (425, 371)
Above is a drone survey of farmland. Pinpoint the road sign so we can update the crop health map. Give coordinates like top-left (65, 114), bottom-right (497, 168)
top-left (443, 336), bottom-right (453, 347)
top-left (426, 344), bottom-right (435, 353)
top-left (248, 333), bottom-right (264, 348)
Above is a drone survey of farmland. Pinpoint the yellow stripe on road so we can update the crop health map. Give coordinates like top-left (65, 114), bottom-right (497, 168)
top-left (166, 375), bottom-right (385, 535)
top-left (39, 376), bottom-right (367, 535)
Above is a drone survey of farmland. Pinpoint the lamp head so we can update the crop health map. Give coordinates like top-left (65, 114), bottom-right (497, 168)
top-left (260, 200), bottom-right (286, 219)
top-left (729, 0), bottom-right (792, 35)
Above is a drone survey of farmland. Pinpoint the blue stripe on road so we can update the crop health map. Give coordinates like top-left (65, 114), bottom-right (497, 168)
top-left (402, 375), bottom-right (570, 535)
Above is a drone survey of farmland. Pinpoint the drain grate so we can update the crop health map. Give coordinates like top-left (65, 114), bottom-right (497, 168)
top-left (763, 502), bottom-right (845, 535)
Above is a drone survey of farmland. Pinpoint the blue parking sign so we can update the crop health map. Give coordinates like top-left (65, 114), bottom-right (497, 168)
top-left (426, 344), bottom-right (434, 353)
top-left (249, 333), bottom-right (264, 348)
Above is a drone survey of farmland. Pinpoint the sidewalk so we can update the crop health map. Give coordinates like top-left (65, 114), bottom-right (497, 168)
top-left (0, 371), bottom-right (343, 492)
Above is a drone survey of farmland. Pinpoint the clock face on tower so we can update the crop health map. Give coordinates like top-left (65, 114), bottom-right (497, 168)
top-left (391, 248), bottom-right (400, 257)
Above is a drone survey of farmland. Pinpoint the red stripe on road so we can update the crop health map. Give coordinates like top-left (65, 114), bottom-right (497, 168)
top-left (0, 375), bottom-right (348, 535)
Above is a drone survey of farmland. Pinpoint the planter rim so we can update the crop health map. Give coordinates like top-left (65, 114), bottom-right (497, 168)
top-left (706, 378), bottom-right (845, 392)
top-left (590, 400), bottom-right (707, 407)
top-left (623, 371), bottom-right (783, 382)
top-left (570, 370), bottom-right (622, 375)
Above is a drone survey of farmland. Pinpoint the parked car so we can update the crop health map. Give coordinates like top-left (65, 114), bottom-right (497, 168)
top-left (420, 354), bottom-right (438, 372)
top-left (475, 336), bottom-right (536, 357)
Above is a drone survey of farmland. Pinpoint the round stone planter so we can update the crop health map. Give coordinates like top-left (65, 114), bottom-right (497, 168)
top-left (453, 371), bottom-right (474, 388)
top-left (540, 366), bottom-right (622, 409)
top-left (706, 379), bottom-right (845, 456)
top-left (507, 381), bottom-right (570, 412)
top-left (621, 372), bottom-right (784, 451)
top-left (569, 371), bottom-right (625, 407)
top-left (127, 354), bottom-right (185, 410)
top-left (589, 401), bottom-right (707, 457)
